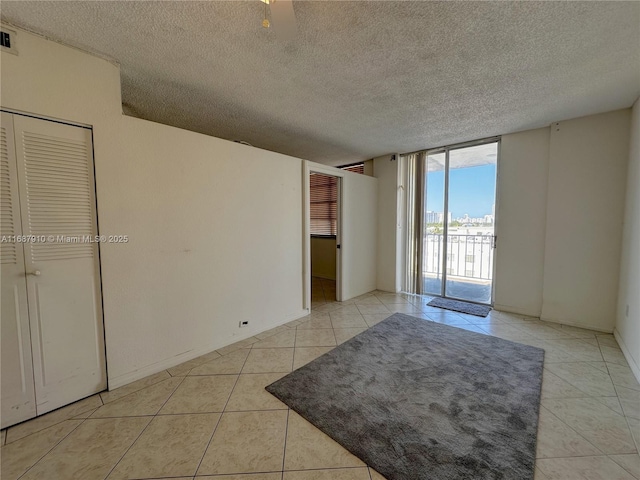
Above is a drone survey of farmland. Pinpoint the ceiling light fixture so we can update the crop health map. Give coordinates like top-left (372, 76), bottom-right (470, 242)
top-left (259, 0), bottom-right (297, 39)
top-left (261, 0), bottom-right (272, 28)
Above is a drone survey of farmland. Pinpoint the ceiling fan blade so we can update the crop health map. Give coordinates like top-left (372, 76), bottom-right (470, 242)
top-left (270, 0), bottom-right (297, 41)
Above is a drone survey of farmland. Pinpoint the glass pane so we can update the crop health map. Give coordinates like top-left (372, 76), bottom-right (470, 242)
top-left (445, 142), bottom-right (497, 304)
top-left (422, 152), bottom-right (446, 296)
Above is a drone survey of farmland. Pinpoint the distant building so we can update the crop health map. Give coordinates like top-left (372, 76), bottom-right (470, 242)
top-left (426, 211), bottom-right (440, 224)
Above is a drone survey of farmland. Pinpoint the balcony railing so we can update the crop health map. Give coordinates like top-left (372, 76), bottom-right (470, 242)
top-left (423, 234), bottom-right (494, 281)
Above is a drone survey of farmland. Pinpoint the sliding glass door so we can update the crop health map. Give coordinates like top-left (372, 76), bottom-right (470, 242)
top-left (443, 142), bottom-right (497, 303)
top-left (423, 151), bottom-right (446, 297)
top-left (410, 139), bottom-right (498, 304)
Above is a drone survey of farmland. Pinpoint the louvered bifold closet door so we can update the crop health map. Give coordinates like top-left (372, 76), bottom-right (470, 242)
top-left (0, 112), bottom-right (37, 428)
top-left (13, 114), bottom-right (106, 416)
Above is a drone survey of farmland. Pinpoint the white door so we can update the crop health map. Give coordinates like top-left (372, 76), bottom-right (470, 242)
top-left (1, 112), bottom-right (37, 428)
top-left (1, 112), bottom-right (107, 422)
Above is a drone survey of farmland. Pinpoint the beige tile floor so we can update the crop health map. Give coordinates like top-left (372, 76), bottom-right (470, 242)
top-left (1, 277), bottom-right (639, 480)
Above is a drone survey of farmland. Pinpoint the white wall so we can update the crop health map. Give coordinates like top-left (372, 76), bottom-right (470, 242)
top-left (615, 98), bottom-right (640, 380)
top-left (495, 111), bottom-right (631, 330)
top-left (494, 129), bottom-right (550, 316)
top-left (373, 154), bottom-right (399, 292)
top-left (0, 30), bottom-right (122, 124)
top-left (363, 159), bottom-right (374, 176)
top-left (541, 110), bottom-right (631, 331)
top-left (101, 116), bottom-right (305, 385)
top-left (310, 236), bottom-right (336, 279)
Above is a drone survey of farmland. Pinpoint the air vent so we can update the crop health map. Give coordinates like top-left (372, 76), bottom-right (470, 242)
top-left (1, 27), bottom-right (17, 55)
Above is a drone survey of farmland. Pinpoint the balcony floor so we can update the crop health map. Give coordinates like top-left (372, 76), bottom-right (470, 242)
top-left (423, 276), bottom-right (492, 304)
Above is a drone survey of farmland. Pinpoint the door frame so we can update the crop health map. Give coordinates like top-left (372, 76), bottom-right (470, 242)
top-left (425, 136), bottom-right (500, 306)
top-left (1, 108), bottom-right (108, 416)
top-left (302, 162), bottom-right (344, 311)
top-left (0, 107), bottom-right (93, 129)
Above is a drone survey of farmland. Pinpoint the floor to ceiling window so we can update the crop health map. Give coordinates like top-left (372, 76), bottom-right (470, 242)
top-left (402, 138), bottom-right (499, 305)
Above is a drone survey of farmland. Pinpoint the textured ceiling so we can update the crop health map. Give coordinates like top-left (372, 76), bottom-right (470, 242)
top-left (2, 1), bottom-right (639, 165)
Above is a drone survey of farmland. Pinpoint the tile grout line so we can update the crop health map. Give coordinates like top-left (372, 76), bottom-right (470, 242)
top-left (541, 387), bottom-right (639, 457)
top-left (280, 408), bottom-right (291, 479)
top-left (102, 374), bottom-right (187, 480)
top-left (15, 415), bottom-right (87, 480)
top-left (590, 393), bottom-right (629, 419)
top-left (100, 374), bottom-right (173, 405)
top-left (543, 364), bottom-right (616, 400)
top-left (4, 397), bottom-right (101, 447)
top-left (191, 342), bottom-right (255, 477)
top-left (283, 465), bottom-right (372, 475)
top-left (606, 455), bottom-right (640, 479)
top-left (621, 413), bottom-right (640, 454)
top-left (292, 321), bottom-right (299, 370)
top-left (537, 404), bottom-right (606, 458)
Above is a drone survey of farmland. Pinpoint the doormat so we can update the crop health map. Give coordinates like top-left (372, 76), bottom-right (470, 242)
top-left (266, 313), bottom-right (544, 480)
top-left (428, 297), bottom-right (491, 317)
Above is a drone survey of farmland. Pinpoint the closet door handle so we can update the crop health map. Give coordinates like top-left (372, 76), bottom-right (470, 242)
top-left (27, 270), bottom-right (41, 276)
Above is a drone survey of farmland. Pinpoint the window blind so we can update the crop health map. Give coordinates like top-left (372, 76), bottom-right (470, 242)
top-left (310, 173), bottom-right (337, 235)
top-left (339, 162), bottom-right (364, 174)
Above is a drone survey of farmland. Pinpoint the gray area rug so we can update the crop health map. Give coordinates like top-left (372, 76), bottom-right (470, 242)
top-left (266, 313), bottom-right (544, 480)
top-left (428, 297), bottom-right (492, 317)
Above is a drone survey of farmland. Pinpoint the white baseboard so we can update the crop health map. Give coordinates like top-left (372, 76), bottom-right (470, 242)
top-left (539, 315), bottom-right (613, 333)
top-left (614, 328), bottom-right (640, 383)
top-left (493, 303), bottom-right (540, 318)
top-left (495, 302), bottom-right (615, 333)
top-left (107, 308), bottom-right (308, 390)
top-left (108, 342), bottom-right (226, 390)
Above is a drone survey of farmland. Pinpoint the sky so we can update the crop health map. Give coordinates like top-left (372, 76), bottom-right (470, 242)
top-left (426, 164), bottom-right (497, 218)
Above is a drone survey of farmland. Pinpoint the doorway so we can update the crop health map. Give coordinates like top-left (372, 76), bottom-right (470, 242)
top-left (304, 165), bottom-right (343, 311)
top-left (405, 139), bottom-right (499, 305)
